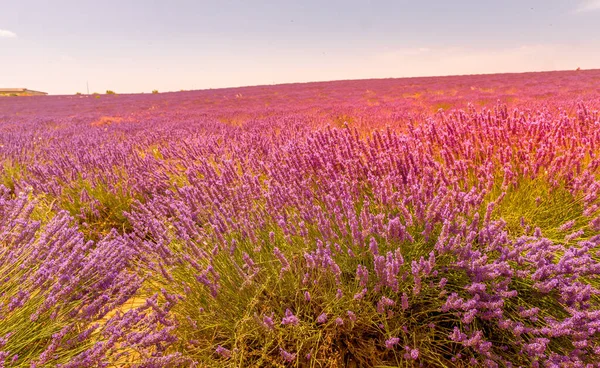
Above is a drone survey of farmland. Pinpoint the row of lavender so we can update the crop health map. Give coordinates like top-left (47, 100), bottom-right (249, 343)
top-left (0, 187), bottom-right (188, 367)
top-left (1, 71), bottom-right (600, 366)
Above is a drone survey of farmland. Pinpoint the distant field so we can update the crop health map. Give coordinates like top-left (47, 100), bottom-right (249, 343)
top-left (1, 70), bottom-right (600, 367)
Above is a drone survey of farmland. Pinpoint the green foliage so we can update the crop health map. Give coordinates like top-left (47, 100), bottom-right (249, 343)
top-left (106, 90), bottom-right (116, 95)
top-left (57, 178), bottom-right (136, 240)
top-left (0, 160), bottom-right (27, 194)
top-left (152, 90), bottom-right (159, 94)
top-left (0, 283), bottom-right (94, 366)
top-left (488, 176), bottom-right (593, 241)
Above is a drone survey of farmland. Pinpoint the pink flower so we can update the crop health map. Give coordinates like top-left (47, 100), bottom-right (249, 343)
top-left (385, 337), bottom-right (400, 349)
top-left (281, 309), bottom-right (299, 326)
top-left (316, 313), bottom-right (327, 324)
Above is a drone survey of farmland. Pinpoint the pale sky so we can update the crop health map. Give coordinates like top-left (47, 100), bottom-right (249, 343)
top-left (1, 0), bottom-right (600, 95)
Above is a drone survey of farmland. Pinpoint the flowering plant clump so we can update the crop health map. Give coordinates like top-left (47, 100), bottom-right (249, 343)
top-left (0, 187), bottom-right (189, 367)
top-left (1, 70), bottom-right (600, 366)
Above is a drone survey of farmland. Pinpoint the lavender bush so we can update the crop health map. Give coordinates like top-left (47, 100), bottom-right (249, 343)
top-left (0, 187), bottom-right (189, 367)
top-left (128, 104), bottom-right (600, 366)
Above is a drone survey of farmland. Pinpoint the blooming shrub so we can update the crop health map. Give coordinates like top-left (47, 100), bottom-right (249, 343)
top-left (126, 103), bottom-right (600, 366)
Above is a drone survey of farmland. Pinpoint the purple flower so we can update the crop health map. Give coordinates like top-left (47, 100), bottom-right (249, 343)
top-left (385, 337), bottom-right (400, 349)
top-left (262, 315), bottom-right (275, 330)
top-left (523, 338), bottom-right (549, 357)
top-left (558, 220), bottom-right (575, 232)
top-left (590, 215), bottom-right (600, 231)
top-left (376, 296), bottom-right (395, 314)
top-left (316, 313), bottom-right (328, 324)
top-left (279, 348), bottom-right (296, 363)
top-left (353, 288), bottom-right (367, 300)
top-left (403, 346), bottom-right (419, 360)
top-left (369, 237), bottom-right (379, 256)
top-left (273, 247), bottom-right (290, 274)
top-left (401, 293), bottom-right (409, 311)
top-left (281, 309), bottom-right (299, 326)
top-left (215, 345), bottom-right (231, 358)
top-left (356, 264), bottom-right (369, 287)
top-left (565, 229), bottom-right (584, 242)
top-left (304, 291), bottom-right (311, 302)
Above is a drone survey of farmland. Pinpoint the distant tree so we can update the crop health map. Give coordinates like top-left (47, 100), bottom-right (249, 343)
top-left (152, 90), bottom-right (159, 94)
top-left (76, 92), bottom-right (82, 95)
top-left (106, 90), bottom-right (116, 95)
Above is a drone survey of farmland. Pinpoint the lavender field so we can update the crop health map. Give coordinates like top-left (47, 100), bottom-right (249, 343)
top-left (2, 70), bottom-right (600, 367)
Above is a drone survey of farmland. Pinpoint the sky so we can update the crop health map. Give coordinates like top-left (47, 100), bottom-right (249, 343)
top-left (1, 0), bottom-right (600, 95)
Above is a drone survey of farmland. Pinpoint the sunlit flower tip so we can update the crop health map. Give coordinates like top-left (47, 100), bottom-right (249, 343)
top-left (558, 220), bottom-right (575, 232)
top-left (279, 348), bottom-right (296, 363)
top-left (335, 317), bottom-right (344, 326)
top-left (385, 337), bottom-right (400, 349)
top-left (262, 315), bottom-right (275, 330)
top-left (316, 313), bottom-right (328, 323)
top-left (401, 293), bottom-right (409, 310)
top-left (369, 237), bottom-right (379, 255)
top-left (403, 346), bottom-right (419, 360)
top-left (215, 345), bottom-right (231, 358)
top-left (590, 216), bottom-right (600, 231)
top-left (281, 309), bottom-right (299, 326)
top-left (353, 288), bottom-right (367, 300)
